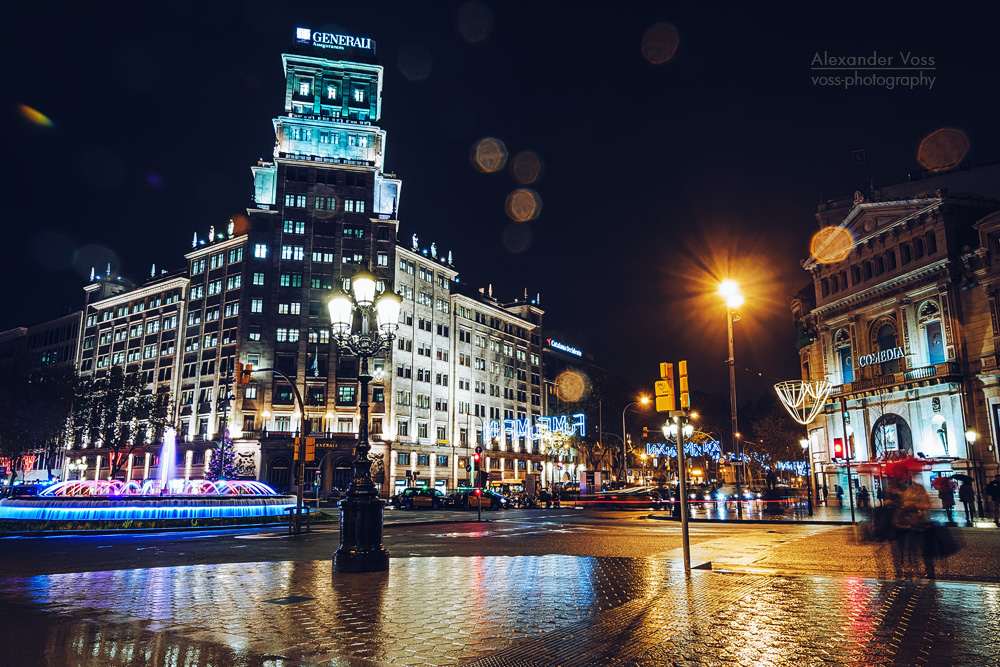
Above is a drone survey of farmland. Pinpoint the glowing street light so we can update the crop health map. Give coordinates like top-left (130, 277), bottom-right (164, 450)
top-left (720, 279), bottom-right (744, 519)
top-left (800, 437), bottom-right (813, 517)
top-left (328, 268), bottom-right (401, 573)
top-left (621, 397), bottom-right (650, 484)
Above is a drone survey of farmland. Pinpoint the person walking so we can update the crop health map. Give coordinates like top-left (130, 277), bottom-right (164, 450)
top-left (822, 484), bottom-right (829, 505)
top-left (835, 485), bottom-right (844, 506)
top-left (985, 475), bottom-right (1000, 526)
top-left (958, 478), bottom-right (976, 526)
top-left (936, 477), bottom-right (956, 525)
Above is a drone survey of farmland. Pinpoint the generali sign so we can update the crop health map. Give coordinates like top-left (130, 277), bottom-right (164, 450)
top-left (295, 27), bottom-right (375, 53)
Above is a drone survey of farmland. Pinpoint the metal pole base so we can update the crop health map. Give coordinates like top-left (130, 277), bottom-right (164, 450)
top-left (333, 495), bottom-right (389, 573)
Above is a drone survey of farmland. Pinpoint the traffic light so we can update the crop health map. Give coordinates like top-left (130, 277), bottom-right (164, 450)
top-left (237, 362), bottom-right (253, 384)
top-left (642, 426), bottom-right (648, 440)
top-left (655, 363), bottom-right (675, 413)
top-left (473, 451), bottom-right (481, 465)
top-left (678, 360), bottom-right (689, 410)
top-left (833, 438), bottom-right (844, 459)
top-left (304, 437), bottom-right (315, 462)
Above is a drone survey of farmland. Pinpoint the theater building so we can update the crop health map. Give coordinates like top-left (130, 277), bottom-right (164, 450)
top-left (792, 165), bottom-right (1000, 513)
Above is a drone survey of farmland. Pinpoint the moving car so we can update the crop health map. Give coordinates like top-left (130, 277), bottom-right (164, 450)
top-left (589, 487), bottom-right (664, 510)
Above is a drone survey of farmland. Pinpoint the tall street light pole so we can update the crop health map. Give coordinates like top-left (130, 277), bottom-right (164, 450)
top-left (800, 437), bottom-right (814, 517)
top-left (621, 397), bottom-right (649, 485)
top-left (719, 279), bottom-right (744, 520)
top-left (327, 268), bottom-right (401, 573)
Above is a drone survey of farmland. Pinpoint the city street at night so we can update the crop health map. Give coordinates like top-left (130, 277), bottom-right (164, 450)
top-left (2, 511), bottom-right (999, 666)
top-left (6, 2), bottom-right (1000, 666)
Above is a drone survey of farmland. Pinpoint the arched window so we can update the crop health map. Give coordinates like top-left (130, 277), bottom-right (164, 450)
top-left (834, 328), bottom-right (853, 383)
top-left (876, 322), bottom-right (901, 374)
top-left (830, 274), bottom-right (839, 293)
top-left (918, 300), bottom-right (944, 364)
top-left (821, 278), bottom-right (829, 297)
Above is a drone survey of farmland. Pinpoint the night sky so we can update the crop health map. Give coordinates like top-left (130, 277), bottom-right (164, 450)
top-left (6, 2), bottom-right (1000, 399)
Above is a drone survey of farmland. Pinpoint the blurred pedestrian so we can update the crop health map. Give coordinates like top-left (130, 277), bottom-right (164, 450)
top-left (933, 476), bottom-right (957, 525)
top-left (835, 485), bottom-right (844, 506)
top-left (858, 486), bottom-right (870, 509)
top-left (958, 478), bottom-right (976, 526)
top-left (985, 475), bottom-right (1000, 526)
top-left (890, 478), bottom-right (935, 578)
top-left (822, 484), bottom-right (828, 504)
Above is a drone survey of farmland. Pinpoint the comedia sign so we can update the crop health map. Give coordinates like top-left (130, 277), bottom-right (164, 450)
top-left (857, 346), bottom-right (905, 368)
top-left (295, 27), bottom-right (375, 53)
top-left (486, 414), bottom-right (585, 441)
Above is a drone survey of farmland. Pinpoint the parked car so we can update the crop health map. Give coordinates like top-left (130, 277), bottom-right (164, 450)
top-left (399, 487), bottom-right (447, 509)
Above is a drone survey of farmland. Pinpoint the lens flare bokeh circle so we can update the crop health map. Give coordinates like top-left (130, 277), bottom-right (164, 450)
top-left (810, 226), bottom-right (855, 264)
top-left (918, 128), bottom-right (970, 172)
top-left (471, 137), bottom-right (508, 173)
top-left (555, 369), bottom-right (587, 402)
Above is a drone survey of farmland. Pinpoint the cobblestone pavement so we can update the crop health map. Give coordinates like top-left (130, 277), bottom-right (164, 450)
top-left (2, 556), bottom-right (998, 667)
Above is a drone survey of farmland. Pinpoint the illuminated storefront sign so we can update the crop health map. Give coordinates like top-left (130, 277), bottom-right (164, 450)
top-left (485, 414), bottom-right (585, 441)
top-left (295, 27), bottom-right (375, 52)
top-left (547, 338), bottom-right (582, 357)
top-left (857, 346), bottom-right (905, 368)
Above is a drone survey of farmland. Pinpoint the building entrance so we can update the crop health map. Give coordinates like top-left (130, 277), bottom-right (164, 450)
top-left (870, 414), bottom-right (913, 458)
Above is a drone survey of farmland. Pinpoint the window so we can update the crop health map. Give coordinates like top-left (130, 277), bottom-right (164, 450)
top-left (435, 373), bottom-right (449, 386)
top-left (398, 420), bottom-right (409, 437)
top-left (377, 251), bottom-right (389, 267)
top-left (418, 422), bottom-right (428, 438)
top-left (436, 324), bottom-right (449, 337)
top-left (397, 453), bottom-right (411, 465)
top-left (283, 220), bottom-right (306, 234)
top-left (283, 194), bottom-right (307, 208)
top-left (251, 299), bottom-right (263, 313)
top-left (229, 248), bottom-right (243, 263)
top-left (299, 79), bottom-right (311, 96)
top-left (876, 323), bottom-right (901, 374)
top-left (435, 398), bottom-right (448, 411)
top-left (191, 259), bottom-right (205, 275)
top-left (244, 385), bottom-right (258, 399)
top-left (251, 272), bottom-right (265, 286)
top-left (281, 246), bottom-right (305, 261)
top-left (437, 426), bottom-right (447, 441)
top-left (326, 85), bottom-right (337, 100)
top-left (353, 88), bottom-right (364, 102)
top-left (254, 244), bottom-right (268, 258)
top-left (226, 275), bottom-right (241, 290)
top-left (396, 390), bottom-right (411, 406)
top-left (338, 386), bottom-right (357, 404)
top-left (437, 455), bottom-right (448, 466)
top-left (436, 298), bottom-right (450, 313)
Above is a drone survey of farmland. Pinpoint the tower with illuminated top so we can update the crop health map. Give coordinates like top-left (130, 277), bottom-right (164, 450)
top-left (239, 27), bottom-right (401, 495)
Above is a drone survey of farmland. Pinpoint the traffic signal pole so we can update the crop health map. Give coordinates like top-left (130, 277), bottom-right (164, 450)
top-left (675, 414), bottom-right (691, 572)
top-left (839, 396), bottom-right (856, 524)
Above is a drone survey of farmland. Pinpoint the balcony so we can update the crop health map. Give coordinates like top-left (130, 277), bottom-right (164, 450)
top-left (831, 361), bottom-right (962, 397)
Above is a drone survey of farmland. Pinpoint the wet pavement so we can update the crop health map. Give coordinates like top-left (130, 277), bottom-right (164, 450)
top-left (2, 555), bottom-right (998, 667)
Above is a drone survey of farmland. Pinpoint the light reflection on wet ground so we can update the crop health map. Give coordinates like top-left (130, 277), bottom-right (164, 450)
top-left (1, 556), bottom-right (997, 666)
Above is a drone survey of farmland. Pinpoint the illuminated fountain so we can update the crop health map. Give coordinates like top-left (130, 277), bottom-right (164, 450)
top-left (0, 429), bottom-right (295, 524)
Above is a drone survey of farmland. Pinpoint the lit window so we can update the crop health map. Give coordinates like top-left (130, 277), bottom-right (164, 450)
top-left (358, 136), bottom-right (368, 148)
top-left (299, 80), bottom-right (310, 96)
top-left (251, 299), bottom-right (263, 313)
top-left (327, 85), bottom-right (336, 100)
top-left (252, 272), bottom-right (265, 285)
top-left (254, 244), bottom-right (268, 258)
top-left (353, 88), bottom-right (364, 102)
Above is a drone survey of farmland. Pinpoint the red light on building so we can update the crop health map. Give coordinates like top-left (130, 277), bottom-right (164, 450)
top-left (833, 438), bottom-right (844, 458)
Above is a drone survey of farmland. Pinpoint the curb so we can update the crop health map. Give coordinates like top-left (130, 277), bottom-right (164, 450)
top-left (645, 514), bottom-right (853, 526)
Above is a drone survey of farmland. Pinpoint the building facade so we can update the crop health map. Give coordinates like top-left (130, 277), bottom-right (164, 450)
top-left (793, 167), bottom-right (1000, 513)
top-left (61, 31), bottom-right (576, 497)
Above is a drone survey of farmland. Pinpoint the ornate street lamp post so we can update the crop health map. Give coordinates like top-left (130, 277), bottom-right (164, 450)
top-left (328, 268), bottom-right (401, 573)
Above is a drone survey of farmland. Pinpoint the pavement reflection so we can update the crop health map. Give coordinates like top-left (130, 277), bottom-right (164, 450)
top-left (1, 556), bottom-right (996, 666)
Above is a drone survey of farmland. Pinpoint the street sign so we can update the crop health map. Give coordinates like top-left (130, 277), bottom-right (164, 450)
top-left (654, 380), bottom-right (672, 396)
top-left (474, 446), bottom-right (483, 455)
top-left (465, 465), bottom-right (472, 472)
